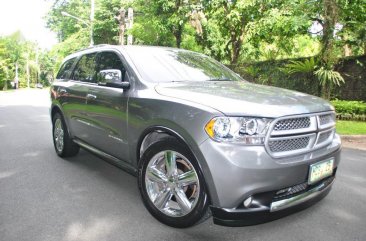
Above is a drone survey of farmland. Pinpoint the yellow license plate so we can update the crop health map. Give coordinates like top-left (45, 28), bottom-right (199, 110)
top-left (308, 159), bottom-right (334, 185)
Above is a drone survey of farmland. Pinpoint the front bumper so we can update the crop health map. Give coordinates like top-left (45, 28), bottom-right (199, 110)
top-left (197, 134), bottom-right (341, 226)
top-left (210, 175), bottom-right (334, 226)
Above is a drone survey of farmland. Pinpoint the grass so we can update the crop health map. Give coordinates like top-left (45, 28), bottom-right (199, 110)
top-left (336, 120), bottom-right (366, 135)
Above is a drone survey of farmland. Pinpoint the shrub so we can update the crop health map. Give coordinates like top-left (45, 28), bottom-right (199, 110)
top-left (331, 100), bottom-right (366, 121)
top-left (280, 57), bottom-right (317, 75)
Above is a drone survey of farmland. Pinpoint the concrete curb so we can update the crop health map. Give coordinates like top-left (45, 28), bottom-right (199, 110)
top-left (340, 135), bottom-right (366, 151)
top-left (340, 135), bottom-right (366, 139)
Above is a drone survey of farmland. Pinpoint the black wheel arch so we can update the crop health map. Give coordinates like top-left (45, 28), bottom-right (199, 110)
top-left (51, 104), bottom-right (73, 139)
top-left (136, 125), bottom-right (219, 206)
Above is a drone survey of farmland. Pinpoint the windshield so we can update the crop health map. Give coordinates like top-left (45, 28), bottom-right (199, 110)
top-left (125, 47), bottom-right (243, 83)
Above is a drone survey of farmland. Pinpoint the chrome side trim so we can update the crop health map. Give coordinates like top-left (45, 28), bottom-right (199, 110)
top-left (73, 139), bottom-right (137, 175)
top-left (270, 178), bottom-right (334, 212)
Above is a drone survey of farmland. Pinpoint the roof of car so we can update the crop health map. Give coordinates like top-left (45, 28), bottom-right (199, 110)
top-left (64, 44), bottom-right (192, 60)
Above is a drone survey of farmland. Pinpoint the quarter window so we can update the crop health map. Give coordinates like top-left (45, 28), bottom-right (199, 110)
top-left (72, 53), bottom-right (97, 83)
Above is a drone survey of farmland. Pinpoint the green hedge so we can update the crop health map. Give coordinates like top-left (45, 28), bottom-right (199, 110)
top-left (331, 100), bottom-right (366, 121)
top-left (229, 56), bottom-right (366, 101)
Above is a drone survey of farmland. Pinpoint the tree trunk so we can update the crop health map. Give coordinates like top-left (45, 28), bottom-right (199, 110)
top-left (320, 0), bottom-right (338, 68)
top-left (174, 24), bottom-right (183, 48)
top-left (230, 34), bottom-right (243, 65)
top-left (15, 62), bottom-right (19, 89)
top-left (26, 59), bottom-right (30, 88)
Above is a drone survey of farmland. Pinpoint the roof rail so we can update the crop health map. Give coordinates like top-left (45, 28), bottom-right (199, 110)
top-left (74, 44), bottom-right (113, 53)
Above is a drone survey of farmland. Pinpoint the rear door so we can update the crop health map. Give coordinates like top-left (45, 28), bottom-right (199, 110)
top-left (82, 51), bottom-right (130, 161)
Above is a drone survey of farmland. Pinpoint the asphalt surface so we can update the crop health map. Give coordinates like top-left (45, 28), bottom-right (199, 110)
top-left (0, 89), bottom-right (365, 241)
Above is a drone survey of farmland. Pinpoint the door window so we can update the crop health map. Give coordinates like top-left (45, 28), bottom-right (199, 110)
top-left (56, 57), bottom-right (76, 80)
top-left (72, 53), bottom-right (97, 83)
top-left (96, 52), bottom-right (125, 84)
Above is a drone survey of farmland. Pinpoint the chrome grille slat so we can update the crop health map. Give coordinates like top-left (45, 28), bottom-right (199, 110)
top-left (273, 117), bottom-right (310, 131)
top-left (319, 114), bottom-right (333, 126)
top-left (269, 136), bottom-right (310, 153)
top-left (265, 112), bottom-right (336, 158)
top-left (317, 130), bottom-right (333, 144)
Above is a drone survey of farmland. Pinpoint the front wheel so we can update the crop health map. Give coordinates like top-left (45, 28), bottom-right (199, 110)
top-left (52, 112), bottom-right (79, 157)
top-left (138, 137), bottom-right (209, 228)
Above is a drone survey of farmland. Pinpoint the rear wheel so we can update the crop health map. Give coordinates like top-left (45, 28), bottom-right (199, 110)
top-left (138, 137), bottom-right (209, 228)
top-left (52, 112), bottom-right (79, 157)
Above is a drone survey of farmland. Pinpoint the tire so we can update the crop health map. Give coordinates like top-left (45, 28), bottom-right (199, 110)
top-left (52, 112), bottom-right (79, 157)
top-left (138, 136), bottom-right (209, 228)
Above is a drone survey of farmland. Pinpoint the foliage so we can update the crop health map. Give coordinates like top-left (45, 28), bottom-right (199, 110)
top-left (331, 100), bottom-right (366, 115)
top-left (337, 0), bottom-right (366, 56)
top-left (202, 0), bottom-right (280, 64)
top-left (0, 41), bottom-right (11, 89)
top-left (46, 0), bottom-right (91, 42)
top-left (36, 0), bottom-right (366, 100)
top-left (0, 32), bottom-right (54, 89)
top-left (230, 55), bottom-right (365, 100)
top-left (131, 0), bottom-right (199, 48)
top-left (281, 57), bottom-right (317, 74)
top-left (93, 0), bottom-right (124, 45)
top-left (315, 67), bottom-right (344, 86)
top-left (314, 66), bottom-right (344, 99)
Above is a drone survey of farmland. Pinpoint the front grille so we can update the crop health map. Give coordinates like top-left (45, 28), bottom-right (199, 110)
top-left (274, 182), bottom-right (308, 200)
top-left (317, 130), bottom-right (333, 145)
top-left (273, 117), bottom-right (310, 131)
top-left (273, 175), bottom-right (335, 201)
top-left (319, 113), bottom-right (333, 126)
top-left (269, 136), bottom-right (310, 153)
top-left (266, 112), bottom-right (336, 158)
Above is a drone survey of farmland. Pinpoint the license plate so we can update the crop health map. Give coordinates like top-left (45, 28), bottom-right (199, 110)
top-left (308, 159), bottom-right (334, 185)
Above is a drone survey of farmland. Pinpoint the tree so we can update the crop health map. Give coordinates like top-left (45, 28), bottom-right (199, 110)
top-left (0, 40), bottom-right (11, 90)
top-left (46, 0), bottom-right (91, 42)
top-left (202, 0), bottom-right (313, 64)
top-left (337, 0), bottom-right (366, 55)
top-left (132, 0), bottom-right (197, 48)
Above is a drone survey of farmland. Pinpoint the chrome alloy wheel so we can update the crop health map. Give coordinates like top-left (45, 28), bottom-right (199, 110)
top-left (54, 118), bottom-right (64, 153)
top-left (145, 150), bottom-right (200, 217)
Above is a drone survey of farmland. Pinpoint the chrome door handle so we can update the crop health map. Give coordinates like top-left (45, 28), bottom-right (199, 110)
top-left (86, 94), bottom-right (97, 99)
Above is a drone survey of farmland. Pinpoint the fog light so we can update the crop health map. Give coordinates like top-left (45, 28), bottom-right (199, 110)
top-left (243, 196), bottom-right (252, 208)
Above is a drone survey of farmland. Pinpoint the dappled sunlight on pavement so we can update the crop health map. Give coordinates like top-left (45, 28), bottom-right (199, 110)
top-left (63, 218), bottom-right (119, 241)
top-left (0, 171), bottom-right (16, 179)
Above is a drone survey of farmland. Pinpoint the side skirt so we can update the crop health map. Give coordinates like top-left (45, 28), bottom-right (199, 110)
top-left (73, 138), bottom-right (138, 176)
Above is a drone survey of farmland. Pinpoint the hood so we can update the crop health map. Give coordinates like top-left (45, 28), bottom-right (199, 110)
top-left (155, 81), bottom-right (334, 118)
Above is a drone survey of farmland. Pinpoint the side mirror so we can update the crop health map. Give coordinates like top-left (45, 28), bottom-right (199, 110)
top-left (97, 69), bottom-right (130, 89)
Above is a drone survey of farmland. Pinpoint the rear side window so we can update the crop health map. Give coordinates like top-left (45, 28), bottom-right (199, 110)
top-left (72, 53), bottom-right (97, 83)
top-left (56, 58), bottom-right (76, 79)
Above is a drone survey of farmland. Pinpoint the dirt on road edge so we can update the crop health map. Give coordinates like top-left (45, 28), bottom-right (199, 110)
top-left (341, 135), bottom-right (366, 151)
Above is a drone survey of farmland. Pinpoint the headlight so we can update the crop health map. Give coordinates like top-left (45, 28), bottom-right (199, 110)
top-left (205, 117), bottom-right (272, 144)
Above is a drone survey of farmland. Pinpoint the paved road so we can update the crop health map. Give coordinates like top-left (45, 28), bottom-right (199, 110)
top-left (1, 89), bottom-right (365, 241)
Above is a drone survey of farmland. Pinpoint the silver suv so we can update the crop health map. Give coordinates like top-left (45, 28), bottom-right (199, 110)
top-left (50, 45), bottom-right (341, 227)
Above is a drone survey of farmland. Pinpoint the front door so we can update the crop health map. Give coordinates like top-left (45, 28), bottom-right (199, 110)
top-left (83, 51), bottom-right (130, 162)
